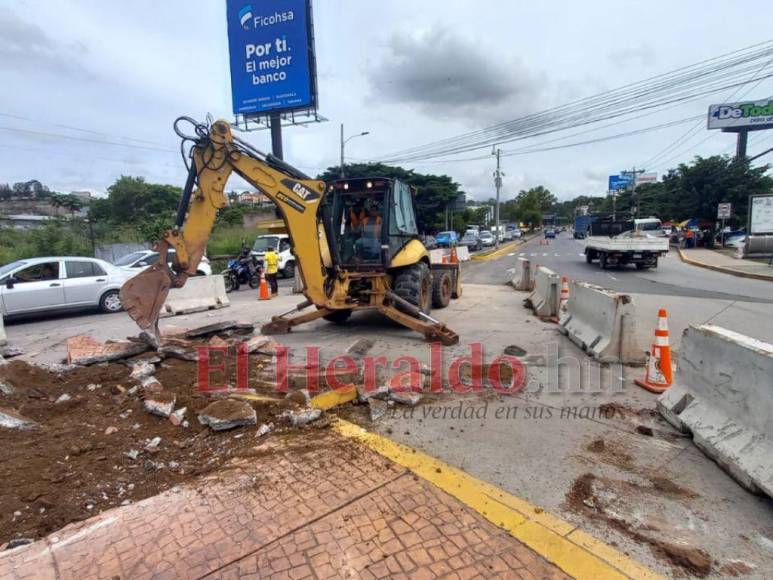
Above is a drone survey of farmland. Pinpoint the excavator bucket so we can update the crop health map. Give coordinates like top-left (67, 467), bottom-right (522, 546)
top-left (119, 262), bottom-right (174, 336)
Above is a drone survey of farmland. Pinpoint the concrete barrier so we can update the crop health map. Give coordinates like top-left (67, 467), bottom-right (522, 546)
top-left (526, 266), bottom-right (559, 318)
top-left (0, 313), bottom-right (6, 346)
top-left (429, 247), bottom-right (471, 264)
top-left (160, 275), bottom-right (230, 318)
top-left (657, 325), bottom-right (773, 497)
top-left (558, 281), bottom-right (645, 364)
top-left (511, 258), bottom-right (532, 291)
top-left (456, 246), bottom-right (470, 262)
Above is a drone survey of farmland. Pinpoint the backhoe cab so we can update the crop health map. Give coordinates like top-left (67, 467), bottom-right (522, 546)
top-left (120, 117), bottom-right (461, 346)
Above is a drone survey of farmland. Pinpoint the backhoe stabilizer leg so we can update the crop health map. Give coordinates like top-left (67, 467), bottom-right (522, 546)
top-left (261, 304), bottom-right (332, 335)
top-left (378, 305), bottom-right (459, 346)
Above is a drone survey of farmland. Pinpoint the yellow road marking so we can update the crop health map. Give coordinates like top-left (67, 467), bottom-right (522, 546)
top-left (310, 385), bottom-right (358, 410)
top-left (334, 419), bottom-right (661, 580)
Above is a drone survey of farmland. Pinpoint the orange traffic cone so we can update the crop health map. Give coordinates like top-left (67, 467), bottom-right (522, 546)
top-left (258, 270), bottom-right (270, 301)
top-left (450, 246), bottom-right (459, 264)
top-left (635, 308), bottom-right (673, 393)
top-left (441, 253), bottom-right (449, 264)
top-left (559, 276), bottom-right (570, 312)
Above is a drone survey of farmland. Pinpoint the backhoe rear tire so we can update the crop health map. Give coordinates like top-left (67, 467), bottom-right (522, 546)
top-left (323, 309), bottom-right (352, 324)
top-left (431, 271), bottom-right (452, 309)
top-left (394, 262), bottom-right (432, 315)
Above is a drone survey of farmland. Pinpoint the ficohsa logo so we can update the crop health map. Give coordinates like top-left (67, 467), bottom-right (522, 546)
top-left (238, 4), bottom-right (254, 30)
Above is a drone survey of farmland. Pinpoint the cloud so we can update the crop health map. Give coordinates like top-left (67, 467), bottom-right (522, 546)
top-left (608, 44), bottom-right (656, 68)
top-left (0, 7), bottom-right (93, 78)
top-left (367, 26), bottom-right (543, 124)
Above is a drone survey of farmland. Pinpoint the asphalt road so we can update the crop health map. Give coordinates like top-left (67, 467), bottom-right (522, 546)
top-left (463, 232), bottom-right (773, 347)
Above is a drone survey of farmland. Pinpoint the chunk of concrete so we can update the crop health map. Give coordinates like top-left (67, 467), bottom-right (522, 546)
top-left (0, 382), bottom-right (15, 396)
top-left (130, 362), bottom-right (155, 380)
top-left (369, 399), bottom-right (389, 422)
top-left (357, 385), bottom-right (390, 404)
top-left (346, 338), bottom-right (374, 357)
top-left (389, 391), bottom-right (423, 407)
top-left (285, 407), bottom-right (322, 427)
top-left (244, 335), bottom-right (281, 355)
top-left (143, 390), bottom-right (176, 418)
top-left (0, 408), bottom-right (37, 430)
top-left (198, 399), bottom-right (257, 431)
top-left (67, 335), bottom-right (148, 365)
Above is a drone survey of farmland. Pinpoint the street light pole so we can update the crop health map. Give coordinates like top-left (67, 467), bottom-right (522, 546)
top-left (339, 123), bottom-right (371, 179)
top-left (492, 147), bottom-right (503, 247)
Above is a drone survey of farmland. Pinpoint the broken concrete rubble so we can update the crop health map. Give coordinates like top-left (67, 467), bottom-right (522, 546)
top-left (368, 399), bottom-right (389, 422)
top-left (0, 407), bottom-right (37, 430)
top-left (0, 381), bottom-right (15, 395)
top-left (346, 338), bottom-right (374, 357)
top-left (0, 345), bottom-right (24, 359)
top-left (388, 391), bottom-right (423, 407)
top-left (198, 399), bottom-right (257, 431)
top-left (130, 361), bottom-right (155, 380)
top-left (143, 389), bottom-right (176, 418)
top-left (67, 335), bottom-right (148, 365)
top-left (183, 320), bottom-right (253, 339)
top-left (244, 335), bottom-right (280, 355)
top-left (256, 422), bottom-right (273, 437)
top-left (157, 344), bottom-right (199, 362)
top-left (169, 407), bottom-right (187, 426)
top-left (357, 384), bottom-right (390, 404)
top-left (285, 408), bottom-right (322, 427)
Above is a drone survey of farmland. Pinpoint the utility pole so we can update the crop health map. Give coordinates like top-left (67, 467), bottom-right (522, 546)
top-left (492, 147), bottom-right (503, 247)
top-left (621, 167), bottom-right (645, 218)
top-left (610, 190), bottom-right (617, 220)
top-left (340, 123), bottom-right (370, 179)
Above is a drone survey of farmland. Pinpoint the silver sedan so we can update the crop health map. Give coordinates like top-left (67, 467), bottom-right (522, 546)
top-left (0, 256), bottom-right (131, 317)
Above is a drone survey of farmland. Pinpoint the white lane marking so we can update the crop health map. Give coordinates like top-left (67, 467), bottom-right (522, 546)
top-left (542, 253), bottom-right (549, 256)
top-left (607, 273), bottom-right (618, 280)
top-left (507, 252), bottom-right (515, 256)
top-left (578, 253), bottom-right (585, 257)
top-left (530, 253), bottom-right (537, 256)
top-left (554, 253), bottom-right (560, 257)
top-left (518, 252), bottom-right (525, 256)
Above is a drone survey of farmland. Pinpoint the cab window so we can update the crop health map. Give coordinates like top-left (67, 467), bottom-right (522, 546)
top-left (13, 262), bottom-right (60, 283)
top-left (66, 261), bottom-right (105, 278)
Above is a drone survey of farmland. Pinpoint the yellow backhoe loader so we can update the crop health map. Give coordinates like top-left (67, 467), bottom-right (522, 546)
top-left (120, 117), bottom-right (461, 345)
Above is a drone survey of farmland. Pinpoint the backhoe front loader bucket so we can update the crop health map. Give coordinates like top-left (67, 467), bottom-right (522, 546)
top-left (119, 263), bottom-right (174, 335)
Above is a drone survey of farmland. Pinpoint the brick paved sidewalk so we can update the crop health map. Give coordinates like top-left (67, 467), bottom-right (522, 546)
top-left (0, 431), bottom-right (568, 580)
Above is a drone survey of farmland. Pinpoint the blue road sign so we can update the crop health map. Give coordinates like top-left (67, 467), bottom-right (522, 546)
top-left (608, 174), bottom-right (633, 191)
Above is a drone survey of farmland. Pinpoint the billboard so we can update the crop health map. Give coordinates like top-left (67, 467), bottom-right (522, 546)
top-left (707, 99), bottom-right (773, 130)
top-left (749, 194), bottom-right (773, 235)
top-left (226, 0), bottom-right (317, 115)
top-left (635, 172), bottom-right (657, 185)
top-left (608, 174), bottom-right (633, 191)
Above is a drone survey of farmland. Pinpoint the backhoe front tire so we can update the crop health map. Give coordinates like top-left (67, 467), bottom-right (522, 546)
top-left (394, 262), bottom-right (432, 315)
top-left (431, 271), bottom-right (452, 309)
top-left (323, 309), bottom-right (352, 324)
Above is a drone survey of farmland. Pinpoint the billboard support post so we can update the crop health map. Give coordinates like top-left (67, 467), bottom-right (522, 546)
top-left (736, 130), bottom-right (748, 160)
top-left (270, 112), bottom-right (283, 160)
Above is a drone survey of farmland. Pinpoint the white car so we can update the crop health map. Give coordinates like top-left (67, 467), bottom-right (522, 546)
top-left (479, 231), bottom-right (496, 247)
top-left (114, 249), bottom-right (212, 276)
top-left (0, 256), bottom-right (130, 316)
top-left (252, 234), bottom-right (295, 278)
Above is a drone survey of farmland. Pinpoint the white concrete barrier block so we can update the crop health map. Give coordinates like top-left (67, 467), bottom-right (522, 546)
top-left (160, 275), bottom-right (230, 318)
top-left (558, 281), bottom-right (645, 364)
top-left (657, 325), bottom-right (773, 497)
top-left (0, 313), bottom-right (6, 346)
top-left (511, 258), bottom-right (532, 291)
top-left (456, 246), bottom-right (470, 262)
top-left (526, 266), bottom-right (560, 318)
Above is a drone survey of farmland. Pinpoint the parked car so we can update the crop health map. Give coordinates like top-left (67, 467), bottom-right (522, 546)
top-left (0, 257), bottom-right (131, 317)
top-left (510, 228), bottom-right (523, 239)
top-left (479, 231), bottom-right (496, 247)
top-left (544, 228), bottom-right (557, 239)
top-left (435, 231), bottom-right (459, 248)
top-left (420, 235), bottom-right (438, 250)
top-left (114, 249), bottom-right (212, 276)
top-left (459, 231), bottom-right (482, 251)
top-left (252, 234), bottom-right (295, 278)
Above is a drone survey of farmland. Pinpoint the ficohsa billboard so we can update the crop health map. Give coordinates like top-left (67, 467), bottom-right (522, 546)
top-left (707, 99), bottom-right (773, 130)
top-left (226, 0), bottom-right (317, 115)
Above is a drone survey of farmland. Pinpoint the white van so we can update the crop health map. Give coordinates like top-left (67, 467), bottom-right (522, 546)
top-left (634, 218), bottom-right (665, 238)
top-left (251, 234), bottom-right (295, 278)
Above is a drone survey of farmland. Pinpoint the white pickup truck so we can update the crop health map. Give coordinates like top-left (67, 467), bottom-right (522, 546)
top-left (585, 231), bottom-right (669, 270)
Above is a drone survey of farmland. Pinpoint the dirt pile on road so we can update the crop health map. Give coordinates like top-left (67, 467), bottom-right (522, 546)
top-left (0, 352), bottom-right (327, 547)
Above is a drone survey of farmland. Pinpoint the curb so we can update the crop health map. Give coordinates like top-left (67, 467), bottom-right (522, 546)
top-left (471, 233), bottom-right (539, 262)
top-left (335, 419), bottom-right (661, 580)
top-left (677, 248), bottom-right (773, 282)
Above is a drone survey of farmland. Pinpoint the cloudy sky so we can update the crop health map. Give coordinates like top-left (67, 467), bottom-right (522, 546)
top-left (1, 0), bottom-right (772, 202)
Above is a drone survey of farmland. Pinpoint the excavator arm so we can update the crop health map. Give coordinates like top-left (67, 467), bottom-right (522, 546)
top-left (120, 118), bottom-right (329, 334)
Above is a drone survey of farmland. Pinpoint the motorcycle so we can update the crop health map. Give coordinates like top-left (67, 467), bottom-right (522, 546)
top-left (222, 256), bottom-right (260, 293)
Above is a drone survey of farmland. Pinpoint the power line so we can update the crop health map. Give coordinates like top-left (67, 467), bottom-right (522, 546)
top-left (0, 125), bottom-right (177, 154)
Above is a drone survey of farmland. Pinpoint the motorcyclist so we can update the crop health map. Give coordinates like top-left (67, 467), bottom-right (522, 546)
top-left (237, 243), bottom-right (256, 275)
